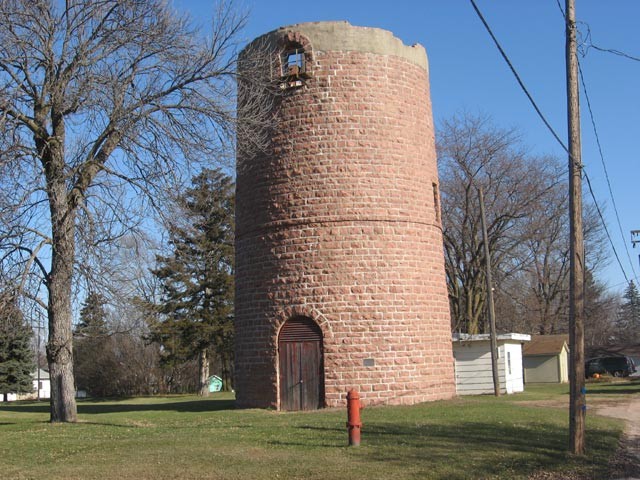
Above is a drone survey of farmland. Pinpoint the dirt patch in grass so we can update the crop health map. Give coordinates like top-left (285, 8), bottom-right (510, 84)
top-left (527, 470), bottom-right (591, 479)
top-left (517, 398), bottom-right (568, 409)
top-left (514, 382), bottom-right (640, 479)
top-left (596, 397), bottom-right (640, 479)
top-left (519, 393), bottom-right (640, 479)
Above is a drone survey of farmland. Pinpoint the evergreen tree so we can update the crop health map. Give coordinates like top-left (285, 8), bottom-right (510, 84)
top-left (0, 293), bottom-right (35, 401)
top-left (617, 281), bottom-right (640, 341)
top-left (149, 168), bottom-right (234, 395)
top-left (75, 292), bottom-right (109, 337)
top-left (584, 270), bottom-right (618, 346)
top-left (73, 292), bottom-right (110, 396)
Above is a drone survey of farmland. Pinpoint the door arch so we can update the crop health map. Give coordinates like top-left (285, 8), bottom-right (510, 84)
top-left (278, 316), bottom-right (324, 411)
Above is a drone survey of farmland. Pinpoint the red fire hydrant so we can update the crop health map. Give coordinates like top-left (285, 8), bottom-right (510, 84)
top-left (346, 388), bottom-right (362, 446)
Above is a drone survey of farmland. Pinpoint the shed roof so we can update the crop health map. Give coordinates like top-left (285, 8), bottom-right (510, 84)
top-left (452, 333), bottom-right (531, 343)
top-left (31, 369), bottom-right (50, 380)
top-left (523, 335), bottom-right (569, 356)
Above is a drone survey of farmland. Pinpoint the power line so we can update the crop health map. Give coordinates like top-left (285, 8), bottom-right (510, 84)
top-left (578, 65), bottom-right (639, 284)
top-left (604, 278), bottom-right (635, 293)
top-left (586, 43), bottom-right (640, 62)
top-left (555, 0), bottom-right (640, 63)
top-left (580, 23), bottom-right (640, 62)
top-left (468, 0), bottom-right (570, 162)
top-left (468, 0), bottom-right (631, 285)
top-left (556, 0), bottom-right (638, 285)
top-left (582, 170), bottom-right (630, 284)
top-left (555, 1), bottom-right (567, 27)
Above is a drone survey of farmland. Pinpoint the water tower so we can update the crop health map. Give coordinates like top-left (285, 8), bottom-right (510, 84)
top-left (235, 21), bottom-right (455, 410)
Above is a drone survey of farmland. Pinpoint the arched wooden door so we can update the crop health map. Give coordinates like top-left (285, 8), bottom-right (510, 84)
top-left (278, 317), bottom-right (324, 411)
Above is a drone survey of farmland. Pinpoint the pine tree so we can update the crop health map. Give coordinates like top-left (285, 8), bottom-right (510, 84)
top-left (149, 168), bottom-right (234, 395)
top-left (617, 281), bottom-right (640, 341)
top-left (584, 270), bottom-right (617, 346)
top-left (73, 292), bottom-right (110, 396)
top-left (0, 293), bottom-right (35, 401)
top-left (75, 292), bottom-right (109, 338)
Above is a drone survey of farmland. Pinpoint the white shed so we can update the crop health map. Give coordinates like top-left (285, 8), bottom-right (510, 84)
top-left (452, 333), bottom-right (531, 395)
top-left (5, 369), bottom-right (50, 401)
top-left (34, 369), bottom-right (51, 399)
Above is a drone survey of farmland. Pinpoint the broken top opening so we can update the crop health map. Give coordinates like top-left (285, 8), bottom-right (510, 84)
top-left (282, 47), bottom-right (306, 77)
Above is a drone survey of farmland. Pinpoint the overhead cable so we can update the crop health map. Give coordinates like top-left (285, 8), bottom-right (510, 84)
top-left (578, 65), bottom-right (639, 283)
top-left (469, 0), bottom-right (631, 284)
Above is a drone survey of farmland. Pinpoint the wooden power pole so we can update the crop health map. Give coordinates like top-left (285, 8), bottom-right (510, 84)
top-left (566, 0), bottom-right (586, 456)
top-left (479, 187), bottom-right (500, 397)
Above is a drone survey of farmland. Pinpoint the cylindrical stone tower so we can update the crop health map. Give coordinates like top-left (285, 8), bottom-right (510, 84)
top-left (235, 21), bottom-right (455, 410)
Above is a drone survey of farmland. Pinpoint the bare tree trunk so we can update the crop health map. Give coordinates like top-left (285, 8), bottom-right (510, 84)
top-left (46, 162), bottom-right (78, 423)
top-left (466, 288), bottom-right (476, 334)
top-left (224, 352), bottom-right (235, 392)
top-left (198, 349), bottom-right (209, 397)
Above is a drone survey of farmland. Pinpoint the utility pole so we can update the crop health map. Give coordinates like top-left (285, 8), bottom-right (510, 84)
top-left (633, 230), bottom-right (640, 271)
top-left (479, 187), bottom-right (500, 396)
top-left (566, 0), bottom-right (586, 456)
top-left (36, 311), bottom-right (44, 401)
top-left (36, 324), bottom-right (41, 400)
top-left (32, 310), bottom-right (44, 401)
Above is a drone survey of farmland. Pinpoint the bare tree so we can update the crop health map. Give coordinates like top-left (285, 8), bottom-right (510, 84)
top-left (438, 113), bottom-right (562, 334)
top-left (438, 113), bottom-right (613, 338)
top-left (504, 198), bottom-right (608, 336)
top-left (512, 183), bottom-right (570, 335)
top-left (0, 0), bottom-right (246, 422)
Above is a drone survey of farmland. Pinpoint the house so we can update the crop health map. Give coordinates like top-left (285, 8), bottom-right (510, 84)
top-left (5, 369), bottom-right (50, 401)
top-left (523, 335), bottom-right (569, 384)
top-left (452, 333), bottom-right (531, 395)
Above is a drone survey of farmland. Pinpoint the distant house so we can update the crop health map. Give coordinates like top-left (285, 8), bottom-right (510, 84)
top-left (5, 369), bottom-right (50, 401)
top-left (452, 333), bottom-right (531, 395)
top-left (523, 335), bottom-right (569, 384)
top-left (33, 369), bottom-right (51, 399)
top-left (208, 375), bottom-right (223, 393)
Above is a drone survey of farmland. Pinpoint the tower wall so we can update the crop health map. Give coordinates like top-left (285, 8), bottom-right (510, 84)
top-left (235, 21), bottom-right (455, 408)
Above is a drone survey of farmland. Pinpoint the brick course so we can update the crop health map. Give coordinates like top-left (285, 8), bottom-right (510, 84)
top-left (235, 22), bottom-right (455, 409)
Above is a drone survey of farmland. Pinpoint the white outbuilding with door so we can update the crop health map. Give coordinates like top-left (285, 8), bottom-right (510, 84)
top-left (452, 333), bottom-right (531, 395)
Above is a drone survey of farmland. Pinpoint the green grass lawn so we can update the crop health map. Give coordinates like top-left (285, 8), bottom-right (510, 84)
top-left (0, 382), bottom-right (632, 480)
top-left (585, 375), bottom-right (640, 397)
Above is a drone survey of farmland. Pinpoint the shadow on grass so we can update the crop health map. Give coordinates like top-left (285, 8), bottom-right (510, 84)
top-left (277, 420), bottom-right (616, 479)
top-left (365, 422), bottom-right (613, 479)
top-left (588, 387), bottom-right (640, 395)
top-left (586, 378), bottom-right (640, 395)
top-left (0, 403), bottom-right (49, 414)
top-left (0, 397), bottom-right (236, 415)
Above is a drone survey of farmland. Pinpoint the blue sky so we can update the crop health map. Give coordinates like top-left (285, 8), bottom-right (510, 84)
top-left (177, 1), bottom-right (639, 293)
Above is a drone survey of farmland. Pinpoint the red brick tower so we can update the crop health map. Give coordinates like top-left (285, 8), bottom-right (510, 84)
top-left (235, 21), bottom-right (455, 410)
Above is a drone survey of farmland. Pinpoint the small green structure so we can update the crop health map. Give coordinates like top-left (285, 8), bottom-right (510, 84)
top-left (208, 375), bottom-right (223, 393)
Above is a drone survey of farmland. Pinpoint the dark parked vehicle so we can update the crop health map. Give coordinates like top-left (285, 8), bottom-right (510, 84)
top-left (585, 356), bottom-right (637, 377)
